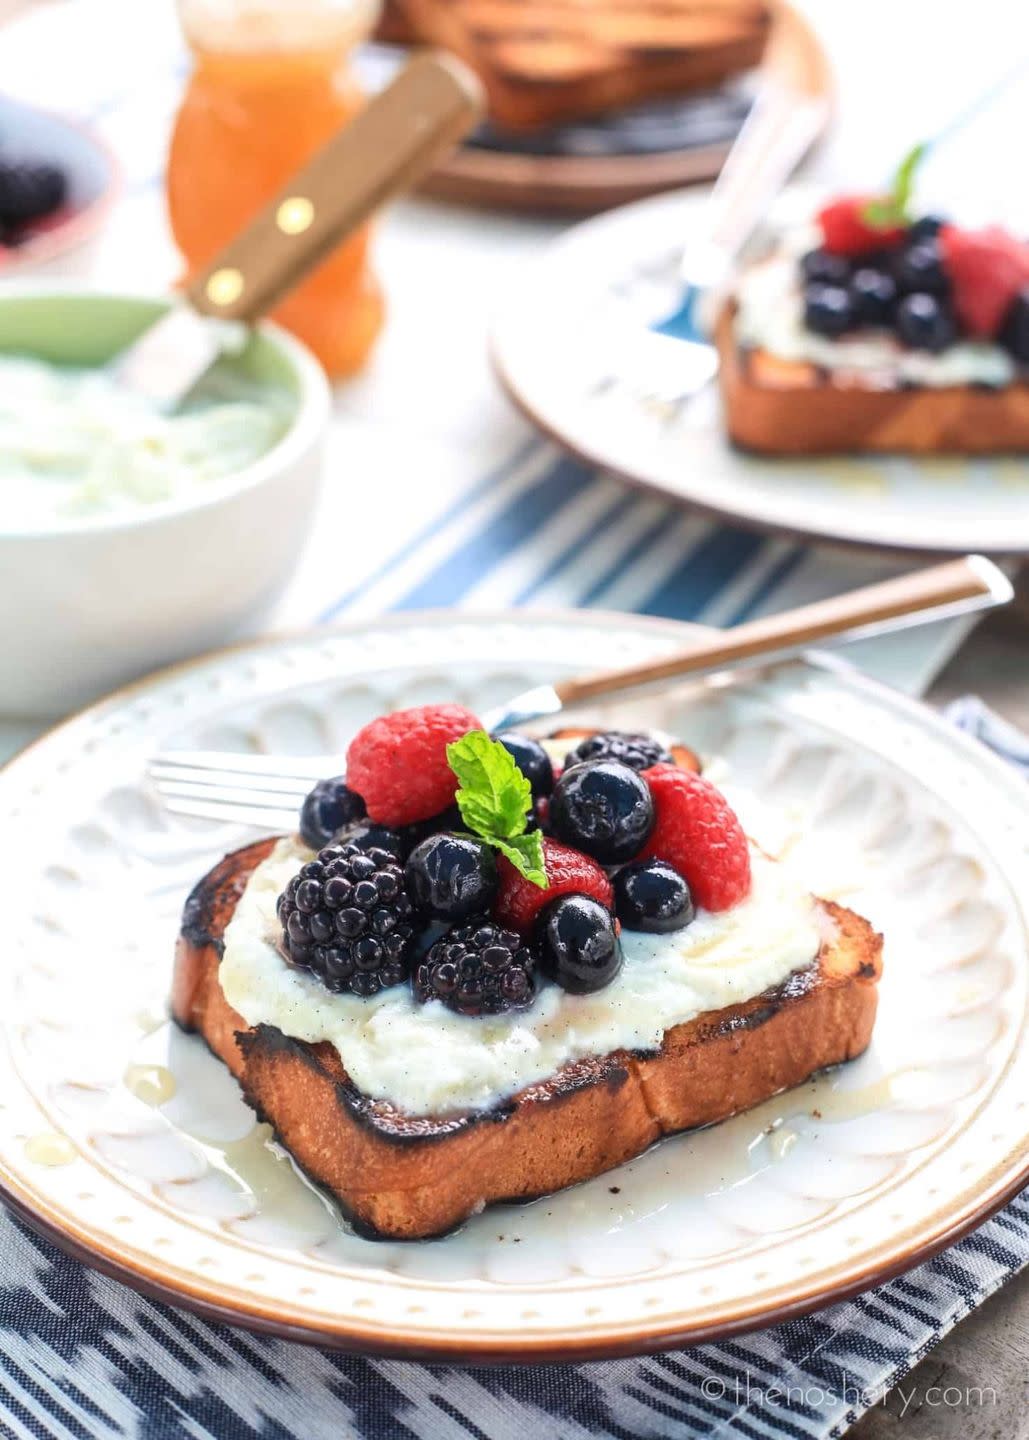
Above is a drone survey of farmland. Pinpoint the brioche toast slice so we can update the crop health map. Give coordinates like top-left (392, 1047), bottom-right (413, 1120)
top-left (395, 0), bottom-right (771, 130)
top-left (716, 306), bottom-right (1029, 455)
top-left (173, 838), bottom-right (882, 1240)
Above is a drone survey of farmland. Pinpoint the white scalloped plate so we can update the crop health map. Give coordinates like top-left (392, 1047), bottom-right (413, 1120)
top-left (491, 187), bottom-right (1029, 556)
top-left (2, 613), bottom-right (1028, 1359)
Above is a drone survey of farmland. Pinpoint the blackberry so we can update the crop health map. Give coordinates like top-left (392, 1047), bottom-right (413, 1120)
top-left (414, 921), bottom-right (537, 1016)
top-left (298, 775), bottom-right (365, 851)
top-left (0, 161), bottom-right (66, 227)
top-left (277, 843), bottom-right (420, 997)
top-left (564, 730), bottom-right (673, 774)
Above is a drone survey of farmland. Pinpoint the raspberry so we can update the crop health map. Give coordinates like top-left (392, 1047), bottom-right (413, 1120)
top-left (277, 843), bottom-right (420, 996)
top-left (493, 836), bottom-right (613, 934)
top-left (641, 765), bottom-right (751, 913)
top-left (346, 704), bottom-right (480, 827)
top-left (939, 225), bottom-right (1029, 338)
top-left (817, 195), bottom-right (907, 258)
top-left (414, 921), bottom-right (536, 1016)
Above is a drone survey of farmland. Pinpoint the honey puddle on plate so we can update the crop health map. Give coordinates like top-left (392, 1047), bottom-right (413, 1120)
top-left (24, 1132), bottom-right (76, 1167)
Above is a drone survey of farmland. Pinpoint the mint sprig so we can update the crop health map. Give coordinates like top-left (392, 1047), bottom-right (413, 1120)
top-left (447, 730), bottom-right (548, 888)
top-left (862, 141), bottom-right (927, 229)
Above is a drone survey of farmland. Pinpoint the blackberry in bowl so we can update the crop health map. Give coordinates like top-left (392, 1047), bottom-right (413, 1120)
top-left (277, 842), bottom-right (420, 997)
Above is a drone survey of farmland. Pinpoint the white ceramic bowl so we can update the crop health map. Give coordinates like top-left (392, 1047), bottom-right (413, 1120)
top-left (0, 287), bottom-right (331, 717)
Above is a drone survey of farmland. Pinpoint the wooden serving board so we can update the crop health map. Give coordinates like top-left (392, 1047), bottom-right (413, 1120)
top-left (378, 2), bottom-right (831, 213)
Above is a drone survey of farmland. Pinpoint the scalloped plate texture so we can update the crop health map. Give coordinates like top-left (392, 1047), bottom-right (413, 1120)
top-left (2, 613), bottom-right (1027, 1360)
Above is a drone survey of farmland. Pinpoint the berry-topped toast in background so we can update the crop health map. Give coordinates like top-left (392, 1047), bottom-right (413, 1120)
top-left (173, 703), bottom-right (883, 1241)
top-left (718, 145), bottom-right (1029, 454)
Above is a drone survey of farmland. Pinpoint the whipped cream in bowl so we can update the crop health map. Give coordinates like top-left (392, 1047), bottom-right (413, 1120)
top-left (0, 286), bottom-right (330, 716)
top-left (220, 834), bottom-right (824, 1118)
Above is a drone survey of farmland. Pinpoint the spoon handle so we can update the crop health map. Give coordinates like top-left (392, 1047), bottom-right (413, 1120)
top-left (556, 556), bottom-right (1011, 708)
top-left (184, 53), bottom-right (483, 324)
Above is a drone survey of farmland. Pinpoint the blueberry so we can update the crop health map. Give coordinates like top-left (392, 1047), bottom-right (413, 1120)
top-left (800, 249), bottom-right (851, 286)
top-left (894, 239), bottom-right (949, 296)
top-left (298, 776), bottom-right (366, 851)
top-left (849, 267), bottom-right (897, 326)
top-left (1000, 287), bottom-right (1029, 363)
top-left (895, 293), bottom-right (957, 352)
top-left (400, 805), bottom-right (463, 855)
top-left (405, 832), bottom-right (498, 921)
top-left (536, 895), bottom-right (622, 995)
top-left (549, 760), bottom-right (654, 864)
top-left (493, 731), bottom-right (554, 798)
top-left (908, 215), bottom-right (945, 243)
top-left (803, 283), bottom-right (855, 338)
top-left (614, 860), bottom-right (695, 933)
top-left (334, 819), bottom-right (405, 859)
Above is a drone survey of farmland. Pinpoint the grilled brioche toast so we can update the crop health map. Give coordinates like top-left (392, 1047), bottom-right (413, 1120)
top-left (393, 0), bottom-right (771, 129)
top-left (717, 307), bottom-right (1029, 456)
top-left (173, 838), bottom-right (882, 1240)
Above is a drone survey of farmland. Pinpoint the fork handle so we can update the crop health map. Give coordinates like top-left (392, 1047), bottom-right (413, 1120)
top-left (556, 557), bottom-right (1010, 707)
top-left (681, 7), bottom-right (828, 293)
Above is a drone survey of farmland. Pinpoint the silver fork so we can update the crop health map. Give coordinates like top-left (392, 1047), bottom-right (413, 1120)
top-left (592, 48), bottom-right (827, 416)
top-left (148, 556), bottom-right (1011, 830)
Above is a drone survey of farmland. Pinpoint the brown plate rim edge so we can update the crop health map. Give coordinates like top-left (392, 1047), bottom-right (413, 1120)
top-left (489, 340), bottom-right (1029, 560)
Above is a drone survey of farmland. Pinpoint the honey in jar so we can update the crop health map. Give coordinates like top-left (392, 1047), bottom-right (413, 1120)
top-left (167, 0), bottom-right (385, 376)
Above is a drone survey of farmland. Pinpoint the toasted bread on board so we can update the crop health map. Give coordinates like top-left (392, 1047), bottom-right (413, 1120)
top-left (393, 0), bottom-right (771, 129)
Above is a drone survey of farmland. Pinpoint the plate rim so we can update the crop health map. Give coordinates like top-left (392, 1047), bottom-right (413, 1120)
top-left (3, 610), bottom-right (1028, 1361)
top-left (489, 190), bottom-right (1029, 559)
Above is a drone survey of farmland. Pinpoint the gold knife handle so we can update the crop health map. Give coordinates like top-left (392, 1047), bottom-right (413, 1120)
top-left (183, 53), bottom-right (483, 324)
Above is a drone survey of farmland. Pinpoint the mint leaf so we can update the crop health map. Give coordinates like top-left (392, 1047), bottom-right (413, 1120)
top-left (862, 142), bottom-right (928, 230)
top-left (448, 730), bottom-right (532, 839)
top-left (446, 730), bottom-right (548, 888)
top-left (892, 141), bottom-right (927, 218)
top-left (494, 831), bottom-right (547, 888)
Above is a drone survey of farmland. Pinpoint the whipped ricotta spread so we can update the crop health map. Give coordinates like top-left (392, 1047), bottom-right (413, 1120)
top-left (220, 835), bottom-right (824, 1116)
top-left (735, 252), bottom-right (1016, 389)
top-left (0, 355), bottom-right (291, 524)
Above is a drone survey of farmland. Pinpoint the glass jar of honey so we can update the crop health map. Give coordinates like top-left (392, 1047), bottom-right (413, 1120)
top-left (167, 0), bottom-right (384, 376)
